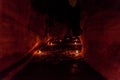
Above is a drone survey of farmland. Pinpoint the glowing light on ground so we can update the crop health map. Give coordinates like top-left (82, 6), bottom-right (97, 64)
top-left (74, 42), bottom-right (77, 45)
top-left (59, 40), bottom-right (62, 42)
top-left (50, 42), bottom-right (53, 46)
top-left (47, 42), bottom-right (53, 46)
top-left (75, 50), bottom-right (79, 54)
top-left (33, 50), bottom-right (43, 56)
top-left (38, 50), bottom-right (42, 54)
top-left (74, 50), bottom-right (79, 57)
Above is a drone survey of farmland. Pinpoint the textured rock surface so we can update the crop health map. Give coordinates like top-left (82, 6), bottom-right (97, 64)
top-left (82, 1), bottom-right (120, 79)
top-left (0, 0), bottom-right (39, 71)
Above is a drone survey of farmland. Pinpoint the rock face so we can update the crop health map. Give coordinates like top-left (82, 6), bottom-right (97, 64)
top-left (83, 11), bottom-right (120, 80)
top-left (0, 0), bottom-right (39, 71)
top-left (0, 0), bottom-right (67, 72)
top-left (82, 1), bottom-right (120, 80)
top-left (0, 0), bottom-right (120, 80)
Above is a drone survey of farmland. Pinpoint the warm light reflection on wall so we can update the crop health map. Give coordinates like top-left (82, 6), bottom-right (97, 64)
top-left (28, 35), bottom-right (40, 53)
top-left (79, 35), bottom-right (85, 58)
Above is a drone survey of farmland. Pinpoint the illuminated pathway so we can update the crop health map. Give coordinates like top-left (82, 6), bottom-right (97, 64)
top-left (12, 37), bottom-right (106, 80)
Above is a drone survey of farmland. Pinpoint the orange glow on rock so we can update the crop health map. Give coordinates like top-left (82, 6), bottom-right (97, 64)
top-left (80, 35), bottom-right (85, 58)
top-left (28, 35), bottom-right (41, 53)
